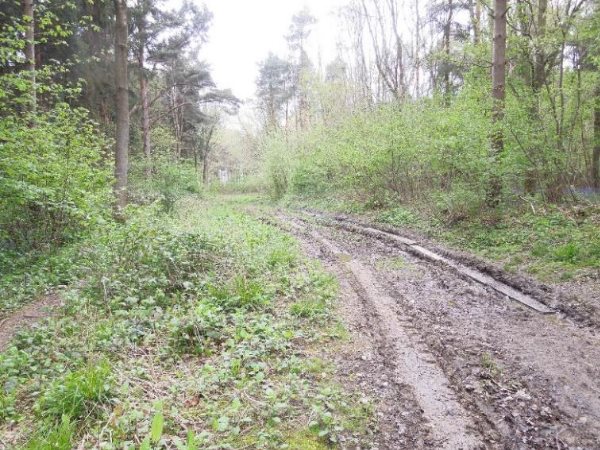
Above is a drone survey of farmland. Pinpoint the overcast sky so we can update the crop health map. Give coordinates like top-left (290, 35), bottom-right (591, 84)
top-left (200, 0), bottom-right (348, 101)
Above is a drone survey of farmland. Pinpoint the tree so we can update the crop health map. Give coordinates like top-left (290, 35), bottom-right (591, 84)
top-left (426, 0), bottom-right (475, 102)
top-left (114, 0), bottom-right (129, 212)
top-left (286, 7), bottom-right (317, 129)
top-left (488, 0), bottom-right (507, 205)
top-left (198, 115), bottom-right (218, 184)
top-left (133, 0), bottom-right (152, 177)
top-left (256, 53), bottom-right (293, 130)
top-left (130, 0), bottom-right (213, 176)
top-left (360, 0), bottom-right (406, 101)
top-left (580, 1), bottom-right (600, 189)
top-left (22, 0), bottom-right (35, 112)
top-left (338, 1), bottom-right (376, 106)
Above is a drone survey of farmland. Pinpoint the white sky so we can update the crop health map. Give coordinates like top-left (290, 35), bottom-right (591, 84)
top-left (200, 0), bottom-right (349, 101)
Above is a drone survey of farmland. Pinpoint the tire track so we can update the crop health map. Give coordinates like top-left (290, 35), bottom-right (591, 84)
top-left (280, 213), bottom-right (488, 449)
top-left (284, 211), bottom-right (600, 449)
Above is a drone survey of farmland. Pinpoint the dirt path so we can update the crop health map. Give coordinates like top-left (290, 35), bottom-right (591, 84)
top-left (273, 211), bottom-right (600, 449)
top-left (0, 294), bottom-right (61, 351)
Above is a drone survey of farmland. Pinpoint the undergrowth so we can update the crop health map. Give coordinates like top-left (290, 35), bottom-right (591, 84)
top-left (0, 197), bottom-right (372, 449)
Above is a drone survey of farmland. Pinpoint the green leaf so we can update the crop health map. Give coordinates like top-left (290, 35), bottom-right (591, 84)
top-left (140, 437), bottom-right (151, 450)
top-left (213, 415), bottom-right (229, 432)
top-left (186, 431), bottom-right (199, 450)
top-left (150, 402), bottom-right (164, 443)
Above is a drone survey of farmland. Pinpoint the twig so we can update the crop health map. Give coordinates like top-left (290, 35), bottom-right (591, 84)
top-left (519, 196), bottom-right (536, 215)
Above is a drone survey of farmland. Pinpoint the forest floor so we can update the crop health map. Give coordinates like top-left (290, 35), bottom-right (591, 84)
top-left (244, 196), bottom-right (600, 449)
top-left (2, 194), bottom-right (600, 449)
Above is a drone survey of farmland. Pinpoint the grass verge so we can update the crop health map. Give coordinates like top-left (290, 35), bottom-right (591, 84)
top-left (283, 193), bottom-right (600, 283)
top-left (0, 197), bottom-right (372, 449)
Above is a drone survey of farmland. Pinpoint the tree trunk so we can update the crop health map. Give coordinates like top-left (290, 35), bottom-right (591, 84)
top-left (114, 0), bottom-right (129, 213)
top-left (202, 155), bottom-right (208, 185)
top-left (414, 0), bottom-right (421, 97)
top-left (593, 85), bottom-right (600, 189)
top-left (488, 0), bottom-right (507, 205)
top-left (202, 155), bottom-right (209, 185)
top-left (170, 86), bottom-right (182, 159)
top-left (22, 0), bottom-right (36, 112)
top-left (523, 0), bottom-right (547, 195)
top-left (140, 64), bottom-right (151, 177)
top-left (443, 0), bottom-right (453, 105)
top-left (471, 0), bottom-right (481, 45)
top-left (138, 22), bottom-right (151, 177)
top-left (533, 0), bottom-right (547, 94)
top-left (201, 123), bottom-right (216, 184)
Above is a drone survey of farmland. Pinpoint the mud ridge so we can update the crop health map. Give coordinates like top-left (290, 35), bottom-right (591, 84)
top-left (262, 209), bottom-right (600, 448)
top-left (304, 213), bottom-right (600, 448)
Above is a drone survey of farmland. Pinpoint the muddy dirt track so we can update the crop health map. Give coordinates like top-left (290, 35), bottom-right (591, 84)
top-left (269, 209), bottom-right (600, 450)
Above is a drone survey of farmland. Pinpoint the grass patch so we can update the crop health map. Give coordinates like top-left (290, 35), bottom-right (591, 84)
top-left (375, 256), bottom-right (408, 271)
top-left (284, 430), bottom-right (331, 449)
top-left (23, 416), bottom-right (75, 450)
top-left (36, 360), bottom-right (113, 422)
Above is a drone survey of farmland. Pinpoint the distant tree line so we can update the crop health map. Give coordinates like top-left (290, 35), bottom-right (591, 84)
top-left (256, 1), bottom-right (600, 207)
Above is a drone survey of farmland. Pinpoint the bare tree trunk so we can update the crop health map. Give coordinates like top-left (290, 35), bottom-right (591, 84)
top-left (22, 0), bottom-right (36, 112)
top-left (414, 0), bottom-right (421, 97)
top-left (468, 0), bottom-right (481, 45)
top-left (202, 156), bottom-right (209, 185)
top-left (170, 86), bottom-right (182, 158)
top-left (533, 0), bottom-right (547, 94)
top-left (201, 123), bottom-right (216, 184)
top-left (140, 65), bottom-right (151, 176)
top-left (114, 0), bottom-right (129, 213)
top-left (361, 0), bottom-right (403, 101)
top-left (593, 85), bottom-right (600, 189)
top-left (488, 0), bottom-right (507, 205)
top-left (523, 0), bottom-right (547, 194)
top-left (443, 0), bottom-right (453, 105)
top-left (137, 12), bottom-right (152, 178)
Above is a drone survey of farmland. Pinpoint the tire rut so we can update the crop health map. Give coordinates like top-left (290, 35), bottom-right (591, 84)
top-left (279, 214), bottom-right (489, 449)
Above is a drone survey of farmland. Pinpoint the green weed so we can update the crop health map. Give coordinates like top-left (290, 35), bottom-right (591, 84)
top-left (36, 360), bottom-right (113, 422)
top-left (291, 299), bottom-right (328, 318)
top-left (0, 198), bottom-right (373, 448)
top-left (168, 303), bottom-right (227, 355)
top-left (553, 242), bottom-right (580, 264)
top-left (24, 416), bottom-right (75, 450)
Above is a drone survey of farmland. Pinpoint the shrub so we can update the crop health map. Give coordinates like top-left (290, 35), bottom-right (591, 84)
top-left (87, 217), bottom-right (217, 311)
top-left (433, 184), bottom-right (486, 224)
top-left (0, 105), bottom-right (111, 252)
top-left (129, 156), bottom-right (202, 213)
